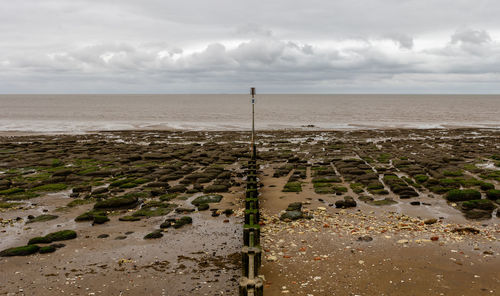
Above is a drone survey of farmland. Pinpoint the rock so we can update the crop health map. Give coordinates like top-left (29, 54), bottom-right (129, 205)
top-left (267, 255), bottom-right (278, 262)
top-left (286, 202), bottom-right (302, 211)
top-left (464, 209), bottom-right (492, 220)
top-left (26, 214), bottom-right (58, 224)
top-left (93, 194), bottom-right (139, 209)
top-left (203, 184), bottom-right (229, 193)
top-left (397, 239), bottom-right (409, 244)
top-left (280, 210), bottom-right (303, 221)
top-left (144, 230), bottom-right (163, 239)
top-left (119, 215), bottom-right (141, 221)
top-left (335, 196), bottom-right (357, 208)
top-left (0, 245), bottom-right (40, 257)
top-left (175, 207), bottom-right (196, 213)
top-left (52, 169), bottom-right (73, 177)
top-left (92, 215), bottom-right (110, 225)
top-left (424, 218), bottom-right (438, 225)
top-left (357, 235), bottom-right (373, 242)
top-left (39, 245), bottom-right (57, 254)
top-left (92, 187), bottom-right (109, 195)
top-left (28, 230), bottom-right (77, 245)
top-left (451, 227), bottom-right (480, 234)
top-left (191, 194), bottom-right (223, 206)
top-left (72, 186), bottom-right (92, 193)
top-left (173, 216), bottom-right (193, 229)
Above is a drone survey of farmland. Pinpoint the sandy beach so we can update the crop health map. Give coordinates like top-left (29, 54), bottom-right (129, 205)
top-left (0, 129), bottom-right (499, 295)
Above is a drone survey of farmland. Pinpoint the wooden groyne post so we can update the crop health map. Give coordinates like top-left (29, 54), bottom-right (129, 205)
top-left (239, 87), bottom-right (264, 296)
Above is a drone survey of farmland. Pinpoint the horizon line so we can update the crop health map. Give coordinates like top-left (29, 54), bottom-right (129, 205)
top-left (1, 93), bottom-right (500, 96)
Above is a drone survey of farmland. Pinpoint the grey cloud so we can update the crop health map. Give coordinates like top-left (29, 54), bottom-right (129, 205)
top-left (451, 29), bottom-right (492, 45)
top-left (1, 1), bottom-right (500, 93)
top-left (385, 34), bottom-right (414, 49)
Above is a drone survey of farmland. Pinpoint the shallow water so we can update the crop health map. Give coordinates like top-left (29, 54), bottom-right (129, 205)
top-left (0, 94), bottom-right (499, 132)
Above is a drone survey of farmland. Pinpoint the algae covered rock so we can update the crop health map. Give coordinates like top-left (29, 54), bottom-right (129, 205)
top-left (39, 245), bottom-right (57, 254)
top-left (174, 216), bottom-right (193, 228)
top-left (286, 202), bottom-right (302, 211)
top-left (45, 230), bottom-right (77, 242)
top-left (119, 215), bottom-right (142, 221)
top-left (92, 215), bottom-right (110, 224)
top-left (335, 196), bottom-right (357, 208)
top-left (462, 199), bottom-right (495, 211)
top-left (486, 189), bottom-right (500, 200)
top-left (203, 184), bottom-right (229, 193)
top-left (446, 189), bottom-right (481, 202)
top-left (0, 245), bottom-right (40, 257)
top-left (465, 209), bottom-right (492, 220)
top-left (280, 202), bottom-right (309, 221)
top-left (26, 214), bottom-right (58, 223)
top-left (28, 236), bottom-right (52, 245)
top-left (94, 194), bottom-right (139, 209)
top-left (280, 210), bottom-right (303, 220)
top-left (29, 230), bottom-right (77, 245)
top-left (191, 194), bottom-right (222, 206)
top-left (144, 230), bottom-right (163, 239)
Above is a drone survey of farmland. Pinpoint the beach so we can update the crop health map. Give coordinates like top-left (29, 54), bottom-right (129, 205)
top-left (0, 128), bottom-right (499, 295)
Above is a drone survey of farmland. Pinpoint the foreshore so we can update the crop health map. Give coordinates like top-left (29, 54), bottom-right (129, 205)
top-left (0, 128), bottom-right (499, 295)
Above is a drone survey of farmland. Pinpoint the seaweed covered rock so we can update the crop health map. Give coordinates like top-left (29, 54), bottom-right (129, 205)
top-left (28, 236), bottom-right (52, 245)
top-left (144, 230), bottom-right (163, 239)
top-left (460, 199), bottom-right (495, 220)
top-left (174, 216), bottom-right (193, 229)
top-left (168, 184), bottom-right (187, 193)
top-left (92, 215), bottom-right (110, 224)
top-left (0, 245), bottom-right (40, 257)
top-left (75, 210), bottom-right (108, 224)
top-left (45, 230), bottom-right (77, 242)
top-left (280, 210), bottom-right (303, 220)
top-left (446, 189), bottom-right (481, 202)
top-left (72, 185), bottom-right (92, 193)
top-left (283, 182), bottom-right (302, 192)
top-left (465, 209), bottom-right (492, 220)
top-left (28, 230), bottom-right (77, 245)
top-left (280, 202), bottom-right (310, 221)
top-left (203, 184), bottom-right (229, 193)
top-left (286, 202), bottom-right (302, 211)
top-left (191, 194), bottom-right (222, 206)
top-left (486, 189), bottom-right (500, 200)
top-left (462, 199), bottom-right (496, 211)
top-left (94, 194), bottom-right (139, 209)
top-left (160, 218), bottom-right (176, 229)
top-left (26, 214), bottom-right (58, 223)
top-left (39, 245), bottom-right (56, 254)
top-left (119, 215), bottom-right (142, 221)
top-left (335, 196), bottom-right (357, 208)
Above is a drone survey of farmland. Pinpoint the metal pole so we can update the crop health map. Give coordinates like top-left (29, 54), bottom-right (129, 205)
top-left (251, 87), bottom-right (256, 159)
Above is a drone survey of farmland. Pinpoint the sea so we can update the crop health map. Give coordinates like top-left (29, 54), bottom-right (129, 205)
top-left (0, 94), bottom-right (499, 133)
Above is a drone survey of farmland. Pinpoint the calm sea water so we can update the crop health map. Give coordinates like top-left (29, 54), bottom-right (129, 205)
top-left (0, 94), bottom-right (499, 132)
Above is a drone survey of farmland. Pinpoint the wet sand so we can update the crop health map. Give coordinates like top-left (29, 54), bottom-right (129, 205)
top-left (0, 129), bottom-right (499, 295)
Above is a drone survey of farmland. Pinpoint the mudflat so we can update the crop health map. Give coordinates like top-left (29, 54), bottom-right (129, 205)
top-left (0, 129), bottom-right (499, 295)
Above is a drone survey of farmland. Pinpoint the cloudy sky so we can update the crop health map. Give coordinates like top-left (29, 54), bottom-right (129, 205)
top-left (1, 0), bottom-right (500, 93)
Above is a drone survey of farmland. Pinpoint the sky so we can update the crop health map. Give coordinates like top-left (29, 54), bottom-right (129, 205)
top-left (1, 0), bottom-right (500, 94)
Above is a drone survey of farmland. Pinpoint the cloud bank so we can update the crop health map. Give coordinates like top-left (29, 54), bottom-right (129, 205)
top-left (1, 0), bottom-right (500, 93)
